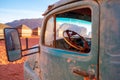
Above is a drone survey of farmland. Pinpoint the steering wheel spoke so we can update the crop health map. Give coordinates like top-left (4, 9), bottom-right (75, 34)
top-left (63, 30), bottom-right (90, 53)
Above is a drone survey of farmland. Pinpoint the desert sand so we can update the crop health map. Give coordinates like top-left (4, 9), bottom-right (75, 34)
top-left (0, 37), bottom-right (39, 80)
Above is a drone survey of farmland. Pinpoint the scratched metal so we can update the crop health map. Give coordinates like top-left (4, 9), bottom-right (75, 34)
top-left (100, 0), bottom-right (120, 80)
top-left (40, 0), bottom-right (99, 80)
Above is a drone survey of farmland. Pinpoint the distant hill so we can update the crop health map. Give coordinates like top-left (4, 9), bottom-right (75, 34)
top-left (6, 18), bottom-right (43, 29)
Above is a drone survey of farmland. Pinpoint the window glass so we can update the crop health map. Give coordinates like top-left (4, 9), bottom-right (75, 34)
top-left (55, 8), bottom-right (92, 53)
top-left (44, 17), bottom-right (54, 46)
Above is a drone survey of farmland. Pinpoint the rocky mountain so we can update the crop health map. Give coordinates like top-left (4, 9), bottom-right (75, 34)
top-left (6, 18), bottom-right (43, 29)
top-left (56, 23), bottom-right (92, 38)
top-left (57, 23), bottom-right (87, 37)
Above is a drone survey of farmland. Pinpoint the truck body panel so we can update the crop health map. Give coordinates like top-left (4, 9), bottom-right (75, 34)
top-left (100, 0), bottom-right (120, 80)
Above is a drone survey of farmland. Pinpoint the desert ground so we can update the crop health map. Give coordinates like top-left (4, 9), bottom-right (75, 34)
top-left (0, 37), bottom-right (39, 80)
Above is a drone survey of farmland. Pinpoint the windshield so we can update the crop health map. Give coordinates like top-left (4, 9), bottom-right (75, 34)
top-left (56, 17), bottom-right (92, 39)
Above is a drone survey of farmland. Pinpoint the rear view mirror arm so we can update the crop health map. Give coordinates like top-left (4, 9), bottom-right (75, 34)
top-left (22, 46), bottom-right (40, 57)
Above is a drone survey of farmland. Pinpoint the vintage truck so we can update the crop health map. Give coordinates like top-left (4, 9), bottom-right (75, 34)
top-left (4, 0), bottom-right (120, 80)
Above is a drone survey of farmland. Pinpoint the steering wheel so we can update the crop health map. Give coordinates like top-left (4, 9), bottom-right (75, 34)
top-left (63, 30), bottom-right (90, 53)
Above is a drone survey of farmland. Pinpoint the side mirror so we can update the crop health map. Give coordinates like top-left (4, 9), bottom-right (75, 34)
top-left (4, 28), bottom-right (40, 62)
top-left (4, 28), bottom-right (22, 62)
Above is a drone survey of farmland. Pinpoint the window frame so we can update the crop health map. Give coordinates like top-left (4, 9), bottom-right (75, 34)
top-left (41, 0), bottom-right (99, 54)
top-left (55, 7), bottom-right (92, 53)
top-left (43, 16), bottom-right (56, 47)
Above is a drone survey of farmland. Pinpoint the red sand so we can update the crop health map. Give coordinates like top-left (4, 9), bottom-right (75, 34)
top-left (0, 37), bottom-right (39, 80)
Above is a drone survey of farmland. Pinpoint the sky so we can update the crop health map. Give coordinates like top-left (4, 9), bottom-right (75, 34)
top-left (0, 0), bottom-right (59, 23)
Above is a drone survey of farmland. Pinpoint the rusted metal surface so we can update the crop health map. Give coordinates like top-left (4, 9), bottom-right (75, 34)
top-left (24, 49), bottom-right (41, 80)
top-left (43, 0), bottom-right (99, 16)
top-left (25, 0), bottom-right (120, 80)
top-left (40, 1), bottom-right (99, 80)
top-left (100, 0), bottom-right (120, 80)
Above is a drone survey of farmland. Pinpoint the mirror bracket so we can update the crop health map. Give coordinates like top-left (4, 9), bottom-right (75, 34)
top-left (22, 46), bottom-right (40, 57)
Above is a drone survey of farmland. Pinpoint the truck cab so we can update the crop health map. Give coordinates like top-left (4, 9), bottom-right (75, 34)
top-left (4, 0), bottom-right (120, 80)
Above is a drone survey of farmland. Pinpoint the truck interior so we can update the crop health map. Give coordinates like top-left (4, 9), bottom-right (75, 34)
top-left (45, 8), bottom-right (92, 53)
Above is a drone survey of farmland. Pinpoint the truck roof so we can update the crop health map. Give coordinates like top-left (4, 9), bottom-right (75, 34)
top-left (43, 0), bottom-right (100, 16)
top-left (42, 0), bottom-right (81, 16)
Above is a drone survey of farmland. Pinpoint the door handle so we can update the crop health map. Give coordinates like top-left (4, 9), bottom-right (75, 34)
top-left (73, 69), bottom-right (89, 77)
top-left (73, 69), bottom-right (95, 79)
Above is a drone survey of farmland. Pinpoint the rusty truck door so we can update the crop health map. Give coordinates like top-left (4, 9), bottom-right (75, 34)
top-left (40, 1), bottom-right (99, 80)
